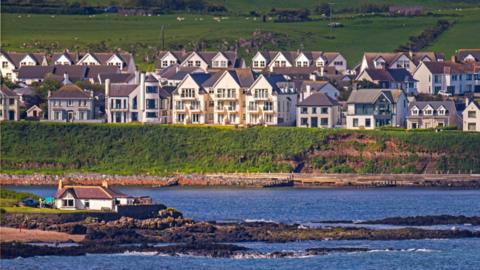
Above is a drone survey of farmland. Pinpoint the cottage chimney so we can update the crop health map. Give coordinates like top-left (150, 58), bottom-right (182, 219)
top-left (63, 72), bottom-right (70, 85)
top-left (465, 97), bottom-right (470, 106)
top-left (140, 73), bottom-right (146, 111)
top-left (305, 84), bottom-right (311, 97)
top-left (102, 180), bottom-right (109, 189)
top-left (320, 67), bottom-right (324, 77)
top-left (408, 51), bottom-right (413, 59)
top-left (451, 55), bottom-right (457, 63)
top-left (134, 71), bottom-right (140, 84)
top-left (58, 179), bottom-right (63, 190)
top-left (309, 73), bottom-right (316, 81)
top-left (105, 79), bottom-right (111, 97)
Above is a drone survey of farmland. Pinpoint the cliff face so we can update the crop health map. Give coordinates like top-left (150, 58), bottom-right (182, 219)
top-left (1, 122), bottom-right (479, 175)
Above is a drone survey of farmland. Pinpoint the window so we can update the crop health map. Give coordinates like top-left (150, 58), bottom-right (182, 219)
top-left (253, 61), bottom-right (259, 67)
top-left (263, 102), bottom-right (273, 111)
top-left (84, 200), bottom-right (90, 209)
top-left (229, 114), bottom-right (236, 123)
top-left (216, 101), bottom-right (224, 110)
top-left (434, 75), bottom-right (440, 83)
top-left (192, 114), bottom-right (200, 123)
top-left (146, 99), bottom-right (157, 109)
top-left (312, 107), bottom-right (317, 114)
top-left (228, 101), bottom-right (236, 111)
top-left (412, 122), bottom-right (418, 129)
top-left (424, 109), bottom-right (433, 115)
top-left (412, 109), bottom-right (419, 115)
top-left (195, 60), bottom-right (201, 67)
top-left (260, 61), bottom-right (265, 67)
top-left (187, 61), bottom-right (193, 67)
top-left (162, 60), bottom-right (168, 67)
top-left (451, 74), bottom-right (458, 81)
top-left (468, 123), bottom-right (477, 131)
top-left (321, 107), bottom-right (328, 114)
top-left (181, 88), bottom-right (195, 98)
top-left (191, 100), bottom-right (200, 110)
top-left (334, 61), bottom-right (343, 66)
top-left (301, 107), bottom-right (308, 114)
top-left (320, 118), bottom-right (328, 126)
top-left (301, 118), bottom-right (308, 126)
top-left (177, 113), bottom-right (185, 123)
top-left (132, 97), bottom-right (138, 109)
top-left (146, 112), bottom-right (158, 118)
top-left (114, 99), bottom-right (122, 109)
top-left (365, 118), bottom-right (371, 128)
top-left (175, 101), bottom-right (184, 110)
top-left (248, 101), bottom-right (257, 111)
top-left (316, 61), bottom-right (324, 67)
top-left (146, 86), bottom-right (158, 93)
top-left (2, 61), bottom-right (8, 68)
top-left (208, 101), bottom-right (214, 107)
top-left (265, 114), bottom-right (273, 123)
top-left (62, 199), bottom-right (74, 207)
top-left (353, 118), bottom-right (359, 127)
top-left (254, 89), bottom-right (268, 99)
top-left (468, 111), bottom-right (476, 118)
top-left (9, 98), bottom-right (15, 105)
top-left (466, 74), bottom-right (473, 81)
top-left (437, 109), bottom-right (445, 115)
top-left (67, 100), bottom-right (73, 107)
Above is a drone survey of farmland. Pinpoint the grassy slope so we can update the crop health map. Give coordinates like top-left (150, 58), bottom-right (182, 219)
top-left (1, 122), bottom-right (479, 175)
top-left (2, 11), bottom-right (471, 66)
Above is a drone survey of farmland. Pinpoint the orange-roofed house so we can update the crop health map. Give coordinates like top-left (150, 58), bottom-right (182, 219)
top-left (54, 180), bottom-right (134, 211)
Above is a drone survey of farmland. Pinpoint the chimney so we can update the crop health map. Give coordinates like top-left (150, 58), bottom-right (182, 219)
top-left (105, 79), bottom-right (111, 97)
top-left (451, 55), bottom-right (457, 63)
top-left (320, 67), bottom-right (324, 77)
top-left (306, 84), bottom-right (311, 95)
top-left (63, 72), bottom-right (70, 85)
top-left (309, 73), bottom-right (316, 81)
top-left (48, 90), bottom-right (51, 97)
top-left (101, 180), bottom-right (108, 189)
top-left (58, 179), bottom-right (63, 190)
top-left (134, 71), bottom-right (140, 84)
top-left (465, 97), bottom-right (470, 106)
top-left (408, 50), bottom-right (413, 59)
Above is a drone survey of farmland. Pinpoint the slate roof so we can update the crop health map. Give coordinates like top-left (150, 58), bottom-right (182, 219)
top-left (299, 80), bottom-right (331, 92)
top-left (0, 85), bottom-right (17, 97)
top-left (109, 84), bottom-right (138, 97)
top-left (360, 68), bottom-right (415, 82)
top-left (157, 64), bottom-right (205, 80)
top-left (157, 51), bottom-right (241, 68)
top-left (363, 52), bottom-right (444, 69)
top-left (298, 92), bottom-right (339, 106)
top-left (17, 66), bottom-right (55, 79)
top-left (1, 51), bottom-right (46, 68)
top-left (49, 84), bottom-right (92, 99)
top-left (256, 51), bottom-right (341, 65)
top-left (98, 73), bottom-right (135, 84)
top-left (455, 49), bottom-right (480, 62)
top-left (55, 186), bottom-right (128, 200)
top-left (86, 65), bottom-right (119, 79)
top-left (421, 61), bottom-right (476, 74)
top-left (408, 101), bottom-right (456, 116)
top-left (347, 89), bottom-right (403, 104)
top-left (145, 74), bottom-right (159, 83)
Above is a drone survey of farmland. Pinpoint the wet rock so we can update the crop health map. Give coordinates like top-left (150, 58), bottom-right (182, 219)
top-left (360, 215), bottom-right (480, 226)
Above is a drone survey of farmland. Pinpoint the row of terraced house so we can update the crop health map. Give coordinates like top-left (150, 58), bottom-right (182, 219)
top-left (1, 49), bottom-right (479, 132)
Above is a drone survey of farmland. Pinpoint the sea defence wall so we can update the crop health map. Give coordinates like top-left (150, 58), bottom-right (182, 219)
top-left (1, 173), bottom-right (480, 188)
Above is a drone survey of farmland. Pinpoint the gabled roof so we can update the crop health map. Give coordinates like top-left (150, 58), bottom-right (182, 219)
top-left (204, 69), bottom-right (257, 89)
top-left (17, 66), bottom-right (55, 79)
top-left (49, 84), bottom-right (91, 99)
top-left (1, 51), bottom-right (46, 68)
top-left (347, 89), bottom-right (403, 104)
top-left (421, 61), bottom-right (476, 74)
top-left (257, 51), bottom-right (341, 65)
top-left (99, 73), bottom-right (135, 84)
top-left (26, 105), bottom-right (42, 113)
top-left (157, 51), bottom-right (240, 68)
top-left (360, 68), bottom-right (415, 82)
top-left (0, 85), bottom-right (17, 97)
top-left (55, 185), bottom-right (128, 200)
top-left (145, 74), bottom-right (159, 83)
top-left (298, 92), bottom-right (339, 106)
top-left (54, 65), bottom-right (89, 82)
top-left (85, 65), bottom-right (119, 79)
top-left (300, 80), bottom-right (331, 92)
top-left (455, 49), bottom-right (480, 62)
top-left (408, 101), bottom-right (456, 116)
top-left (109, 84), bottom-right (138, 97)
top-left (363, 52), bottom-right (444, 69)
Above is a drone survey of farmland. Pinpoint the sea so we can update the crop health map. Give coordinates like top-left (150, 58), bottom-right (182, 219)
top-left (2, 186), bottom-right (480, 270)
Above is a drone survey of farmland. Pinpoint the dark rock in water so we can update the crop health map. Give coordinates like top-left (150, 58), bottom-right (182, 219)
top-left (85, 228), bottom-right (147, 243)
top-left (360, 215), bottom-right (480, 226)
top-left (306, 247), bottom-right (371, 255)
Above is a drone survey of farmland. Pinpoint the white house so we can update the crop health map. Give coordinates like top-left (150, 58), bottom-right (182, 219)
top-left (47, 81), bottom-right (96, 122)
top-left (413, 61), bottom-right (480, 95)
top-left (359, 51), bottom-right (444, 74)
top-left (157, 50), bottom-right (243, 71)
top-left (346, 89), bottom-right (407, 129)
top-left (54, 180), bottom-right (134, 211)
top-left (1, 51), bottom-right (47, 81)
top-left (252, 51), bottom-right (347, 73)
top-left (0, 85), bottom-right (21, 121)
top-left (406, 101), bottom-right (459, 129)
top-left (463, 98), bottom-right (480, 132)
top-left (298, 80), bottom-right (340, 100)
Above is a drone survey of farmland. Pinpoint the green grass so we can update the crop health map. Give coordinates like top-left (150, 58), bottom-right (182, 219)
top-left (3, 10), bottom-right (477, 68)
top-left (1, 206), bottom-right (101, 213)
top-left (1, 122), bottom-right (479, 175)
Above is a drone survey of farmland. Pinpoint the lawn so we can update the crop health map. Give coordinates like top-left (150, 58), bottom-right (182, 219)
top-left (3, 10), bottom-right (474, 69)
top-left (1, 206), bottom-right (99, 213)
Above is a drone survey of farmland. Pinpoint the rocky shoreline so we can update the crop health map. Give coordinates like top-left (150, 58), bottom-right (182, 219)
top-left (2, 172), bottom-right (480, 188)
top-left (1, 209), bottom-right (480, 259)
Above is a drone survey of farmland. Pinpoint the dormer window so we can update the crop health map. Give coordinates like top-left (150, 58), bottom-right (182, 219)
top-left (412, 109), bottom-right (419, 115)
top-left (424, 109), bottom-right (433, 115)
top-left (316, 60), bottom-right (324, 67)
top-left (162, 60), bottom-right (168, 67)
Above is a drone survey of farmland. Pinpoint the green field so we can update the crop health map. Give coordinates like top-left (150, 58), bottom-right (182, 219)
top-left (2, 8), bottom-right (479, 69)
top-left (1, 122), bottom-right (480, 175)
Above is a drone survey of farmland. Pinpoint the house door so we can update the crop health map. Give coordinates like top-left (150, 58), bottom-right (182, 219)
top-left (67, 111), bottom-right (74, 122)
top-left (311, 117), bottom-right (318, 128)
top-left (8, 110), bottom-right (15, 120)
top-left (33, 111), bottom-right (38, 118)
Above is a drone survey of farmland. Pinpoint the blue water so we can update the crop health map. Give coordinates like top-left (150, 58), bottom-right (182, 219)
top-left (3, 186), bottom-right (480, 269)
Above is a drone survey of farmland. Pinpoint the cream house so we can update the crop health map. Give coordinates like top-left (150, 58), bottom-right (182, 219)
top-left (406, 101), bottom-right (459, 129)
top-left (463, 99), bottom-right (480, 132)
top-left (346, 89), bottom-right (407, 129)
top-left (47, 82), bottom-right (95, 122)
top-left (0, 85), bottom-right (21, 121)
top-left (413, 61), bottom-right (479, 95)
top-left (297, 92), bottom-right (340, 128)
top-left (245, 74), bottom-right (297, 126)
top-left (1, 51), bottom-right (47, 81)
top-left (172, 73), bottom-right (212, 124)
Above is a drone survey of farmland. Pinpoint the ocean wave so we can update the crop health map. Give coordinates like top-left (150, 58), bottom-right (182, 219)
top-left (244, 219), bottom-right (278, 224)
top-left (119, 251), bottom-right (159, 256)
top-left (367, 248), bottom-right (436, 253)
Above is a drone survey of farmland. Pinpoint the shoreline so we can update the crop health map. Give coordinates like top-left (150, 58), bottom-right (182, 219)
top-left (1, 173), bottom-right (480, 188)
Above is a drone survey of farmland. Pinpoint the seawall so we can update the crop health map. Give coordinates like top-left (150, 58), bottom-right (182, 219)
top-left (1, 173), bottom-right (480, 188)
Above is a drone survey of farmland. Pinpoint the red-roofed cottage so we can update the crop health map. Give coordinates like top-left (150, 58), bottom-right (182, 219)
top-left (54, 180), bottom-right (133, 211)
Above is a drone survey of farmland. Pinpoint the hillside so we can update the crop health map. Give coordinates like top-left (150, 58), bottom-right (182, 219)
top-left (1, 122), bottom-right (479, 175)
top-left (2, 8), bottom-right (479, 68)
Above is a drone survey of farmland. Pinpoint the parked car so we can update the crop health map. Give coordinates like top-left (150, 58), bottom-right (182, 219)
top-left (438, 90), bottom-right (452, 97)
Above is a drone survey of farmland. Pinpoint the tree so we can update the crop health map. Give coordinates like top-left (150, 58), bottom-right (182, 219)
top-left (36, 76), bottom-right (62, 100)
